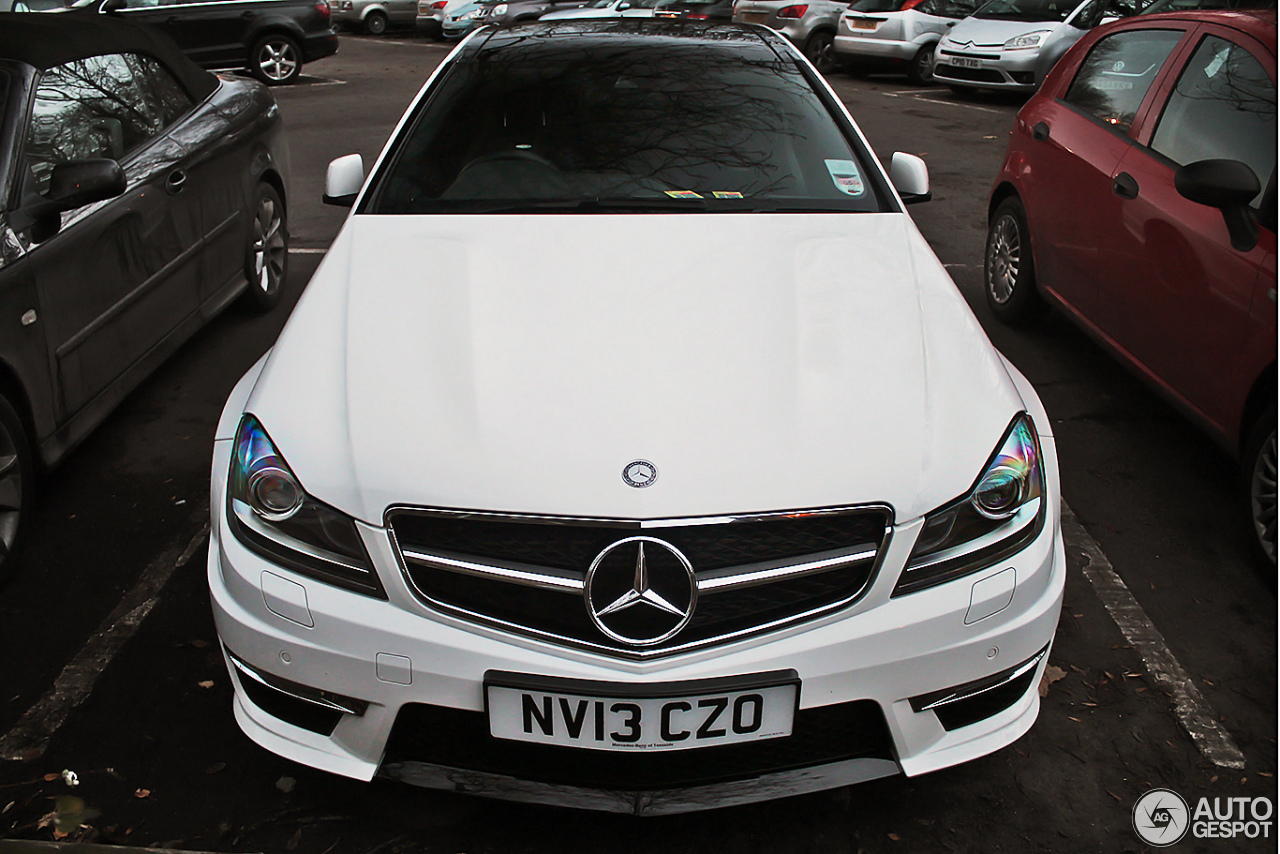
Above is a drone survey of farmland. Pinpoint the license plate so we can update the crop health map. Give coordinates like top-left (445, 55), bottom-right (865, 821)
top-left (849, 17), bottom-right (877, 29)
top-left (951, 57), bottom-right (982, 69)
top-left (486, 672), bottom-right (798, 752)
top-left (741, 11), bottom-right (768, 23)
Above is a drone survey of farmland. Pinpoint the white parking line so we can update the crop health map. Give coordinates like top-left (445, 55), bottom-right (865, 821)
top-left (1061, 502), bottom-right (1246, 770)
top-left (0, 524), bottom-right (210, 762)
top-left (881, 91), bottom-right (1005, 115)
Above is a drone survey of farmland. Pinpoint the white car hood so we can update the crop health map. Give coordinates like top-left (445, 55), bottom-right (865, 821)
top-left (946, 16), bottom-right (1063, 47)
top-left (248, 213), bottom-right (1025, 525)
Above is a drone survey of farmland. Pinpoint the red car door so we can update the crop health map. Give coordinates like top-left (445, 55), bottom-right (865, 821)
top-left (1014, 25), bottom-right (1185, 320)
top-left (1096, 23), bottom-right (1276, 435)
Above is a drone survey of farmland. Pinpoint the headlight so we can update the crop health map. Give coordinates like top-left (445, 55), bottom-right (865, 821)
top-left (1003, 30), bottom-right (1050, 50)
top-left (492, 3), bottom-right (507, 12)
top-left (228, 415), bottom-right (385, 598)
top-left (894, 414), bottom-right (1045, 596)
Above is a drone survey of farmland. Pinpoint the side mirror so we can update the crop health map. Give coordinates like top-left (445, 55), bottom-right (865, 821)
top-left (47, 159), bottom-right (126, 209)
top-left (1175, 159), bottom-right (1260, 252)
top-left (618, 1), bottom-right (631, 7)
top-left (890, 152), bottom-right (931, 204)
top-left (323, 153), bottom-right (364, 207)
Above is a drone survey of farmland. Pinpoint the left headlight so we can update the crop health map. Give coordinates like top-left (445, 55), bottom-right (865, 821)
top-left (228, 415), bottom-right (385, 599)
top-left (894, 413), bottom-right (1046, 596)
top-left (1003, 30), bottom-right (1050, 50)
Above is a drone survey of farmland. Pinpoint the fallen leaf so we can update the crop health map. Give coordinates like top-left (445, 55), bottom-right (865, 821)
top-left (205, 761), bottom-right (227, 775)
top-left (1068, 716), bottom-right (1082, 722)
top-left (287, 827), bottom-right (303, 850)
top-left (191, 639), bottom-right (210, 649)
top-left (198, 681), bottom-right (215, 689)
top-left (2, 801), bottom-right (13, 815)
top-left (276, 776), bottom-right (296, 794)
top-left (1259, 772), bottom-right (1273, 778)
top-left (134, 789), bottom-right (151, 799)
top-left (1038, 665), bottom-right (1068, 697)
top-left (43, 773), bottom-right (59, 782)
top-left (888, 833), bottom-right (901, 841)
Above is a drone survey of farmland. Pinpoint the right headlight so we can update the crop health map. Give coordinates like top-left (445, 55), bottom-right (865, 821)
top-left (227, 415), bottom-right (385, 599)
top-left (894, 413), bottom-right (1045, 596)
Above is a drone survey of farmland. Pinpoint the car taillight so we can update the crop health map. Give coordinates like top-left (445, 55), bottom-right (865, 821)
top-left (316, 0), bottom-right (331, 16)
top-left (687, 11), bottom-right (709, 17)
top-left (901, 0), bottom-right (922, 7)
top-left (777, 3), bottom-right (807, 16)
top-left (431, 1), bottom-right (446, 7)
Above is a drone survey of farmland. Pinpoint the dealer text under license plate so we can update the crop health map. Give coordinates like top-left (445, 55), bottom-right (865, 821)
top-left (487, 683), bottom-right (797, 752)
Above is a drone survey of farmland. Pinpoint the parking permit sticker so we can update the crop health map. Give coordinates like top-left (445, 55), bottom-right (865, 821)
top-left (712, 191), bottom-right (744, 198)
top-left (665, 190), bottom-right (703, 199)
top-left (825, 160), bottom-right (865, 197)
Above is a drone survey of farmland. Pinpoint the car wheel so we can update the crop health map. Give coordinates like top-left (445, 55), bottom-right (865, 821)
top-left (1245, 405), bottom-right (1277, 567)
top-left (250, 34), bottom-right (303, 85)
top-left (803, 30), bottom-right (837, 74)
top-left (364, 10), bottom-right (388, 34)
top-left (0, 394), bottom-right (33, 589)
top-left (240, 183), bottom-right (288, 313)
top-left (984, 196), bottom-right (1042, 324)
top-left (907, 44), bottom-right (935, 85)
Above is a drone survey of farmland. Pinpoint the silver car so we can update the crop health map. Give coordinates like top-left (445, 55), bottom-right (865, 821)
top-left (733, 0), bottom-right (851, 71)
top-left (333, 0), bottom-right (417, 33)
top-left (932, 0), bottom-right (1133, 92)
top-left (833, 0), bottom-right (979, 83)
top-left (540, 0), bottom-right (664, 18)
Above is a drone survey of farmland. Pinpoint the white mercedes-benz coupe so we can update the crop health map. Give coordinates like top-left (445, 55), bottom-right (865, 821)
top-left (208, 19), bottom-right (1065, 814)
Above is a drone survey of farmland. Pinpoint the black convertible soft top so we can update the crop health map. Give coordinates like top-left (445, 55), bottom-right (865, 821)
top-left (0, 11), bottom-right (217, 99)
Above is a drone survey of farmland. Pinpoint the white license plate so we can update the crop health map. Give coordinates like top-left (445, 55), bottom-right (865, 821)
top-left (741, 11), bottom-right (768, 23)
top-left (848, 17), bottom-right (877, 29)
top-left (487, 677), bottom-right (798, 752)
top-left (951, 57), bottom-right (982, 69)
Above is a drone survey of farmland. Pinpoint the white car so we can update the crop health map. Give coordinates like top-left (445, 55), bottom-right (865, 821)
top-left (833, 0), bottom-right (980, 84)
top-left (209, 21), bottom-right (1065, 814)
top-left (539, 0), bottom-right (664, 18)
top-left (932, 0), bottom-right (1133, 92)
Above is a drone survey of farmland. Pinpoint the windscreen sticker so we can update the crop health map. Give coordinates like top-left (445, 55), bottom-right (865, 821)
top-left (1203, 46), bottom-right (1229, 80)
top-left (712, 191), bottom-right (744, 199)
top-left (665, 190), bottom-right (704, 199)
top-left (825, 159), bottom-right (865, 197)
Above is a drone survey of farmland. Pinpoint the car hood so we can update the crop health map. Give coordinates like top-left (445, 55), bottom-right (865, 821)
top-left (946, 16), bottom-right (1064, 46)
top-left (247, 213), bottom-right (1026, 525)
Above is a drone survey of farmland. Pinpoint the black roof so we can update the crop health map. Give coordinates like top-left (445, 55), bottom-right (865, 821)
top-left (0, 11), bottom-right (216, 99)
top-left (463, 20), bottom-right (791, 63)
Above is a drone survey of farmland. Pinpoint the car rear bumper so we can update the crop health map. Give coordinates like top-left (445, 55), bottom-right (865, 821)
top-left (300, 30), bottom-right (340, 63)
top-left (833, 33), bottom-right (917, 61)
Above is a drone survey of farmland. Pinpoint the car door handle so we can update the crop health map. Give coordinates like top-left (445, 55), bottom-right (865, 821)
top-left (1032, 121), bottom-right (1049, 141)
top-left (165, 169), bottom-right (187, 195)
top-left (1113, 171), bottom-right (1139, 200)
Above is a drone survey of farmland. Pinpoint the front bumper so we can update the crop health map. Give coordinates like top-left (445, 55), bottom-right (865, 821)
top-left (209, 431), bottom-right (1065, 813)
top-left (931, 44), bottom-right (1040, 90)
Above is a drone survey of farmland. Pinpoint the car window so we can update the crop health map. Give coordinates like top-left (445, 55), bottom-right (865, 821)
top-left (914, 0), bottom-right (978, 16)
top-left (369, 47), bottom-right (888, 213)
top-left (973, 0), bottom-right (1079, 23)
top-left (850, 0), bottom-right (906, 12)
top-left (1070, 0), bottom-right (1134, 26)
top-left (24, 53), bottom-right (192, 194)
top-left (1062, 28), bottom-right (1182, 132)
top-left (1149, 34), bottom-right (1276, 207)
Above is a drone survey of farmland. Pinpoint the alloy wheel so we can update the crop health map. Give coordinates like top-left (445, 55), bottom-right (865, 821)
top-left (258, 40), bottom-right (299, 83)
top-left (1251, 427), bottom-right (1277, 563)
top-left (986, 213), bottom-right (1021, 305)
top-left (253, 194), bottom-right (286, 294)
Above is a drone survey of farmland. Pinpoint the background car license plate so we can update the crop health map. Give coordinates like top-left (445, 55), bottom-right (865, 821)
top-left (487, 681), bottom-right (797, 752)
top-left (741, 11), bottom-right (768, 23)
top-left (952, 57), bottom-right (982, 68)
top-left (850, 17), bottom-right (877, 28)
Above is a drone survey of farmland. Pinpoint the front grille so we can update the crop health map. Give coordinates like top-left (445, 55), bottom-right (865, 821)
top-left (936, 64), bottom-right (1006, 83)
top-left (939, 49), bottom-right (1000, 60)
top-left (381, 700), bottom-right (894, 790)
top-left (389, 506), bottom-right (890, 658)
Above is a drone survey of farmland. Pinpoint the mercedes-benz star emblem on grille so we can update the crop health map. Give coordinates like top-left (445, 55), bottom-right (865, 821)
top-left (585, 536), bottom-right (697, 646)
top-left (621, 459), bottom-right (658, 488)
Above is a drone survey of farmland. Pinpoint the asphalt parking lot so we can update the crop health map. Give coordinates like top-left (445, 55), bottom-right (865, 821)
top-left (0, 32), bottom-right (1275, 853)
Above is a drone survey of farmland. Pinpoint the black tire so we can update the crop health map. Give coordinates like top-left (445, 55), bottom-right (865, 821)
top-left (0, 394), bottom-right (34, 589)
top-left (907, 43), bottom-right (935, 85)
top-left (240, 183), bottom-right (288, 313)
top-left (803, 30), bottom-right (837, 74)
top-left (250, 34), bottom-right (303, 85)
top-left (1244, 404), bottom-right (1277, 568)
top-left (364, 10), bottom-right (388, 34)
top-left (984, 196), bottom-right (1043, 324)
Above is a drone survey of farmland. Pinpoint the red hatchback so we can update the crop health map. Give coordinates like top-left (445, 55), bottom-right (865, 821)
top-left (985, 9), bottom-right (1276, 563)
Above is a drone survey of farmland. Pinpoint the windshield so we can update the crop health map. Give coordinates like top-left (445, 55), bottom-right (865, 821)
top-left (366, 44), bottom-right (887, 214)
top-left (974, 0), bottom-right (1076, 20)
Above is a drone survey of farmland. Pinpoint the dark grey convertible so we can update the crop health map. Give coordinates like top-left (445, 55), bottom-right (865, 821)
top-left (0, 13), bottom-right (290, 583)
